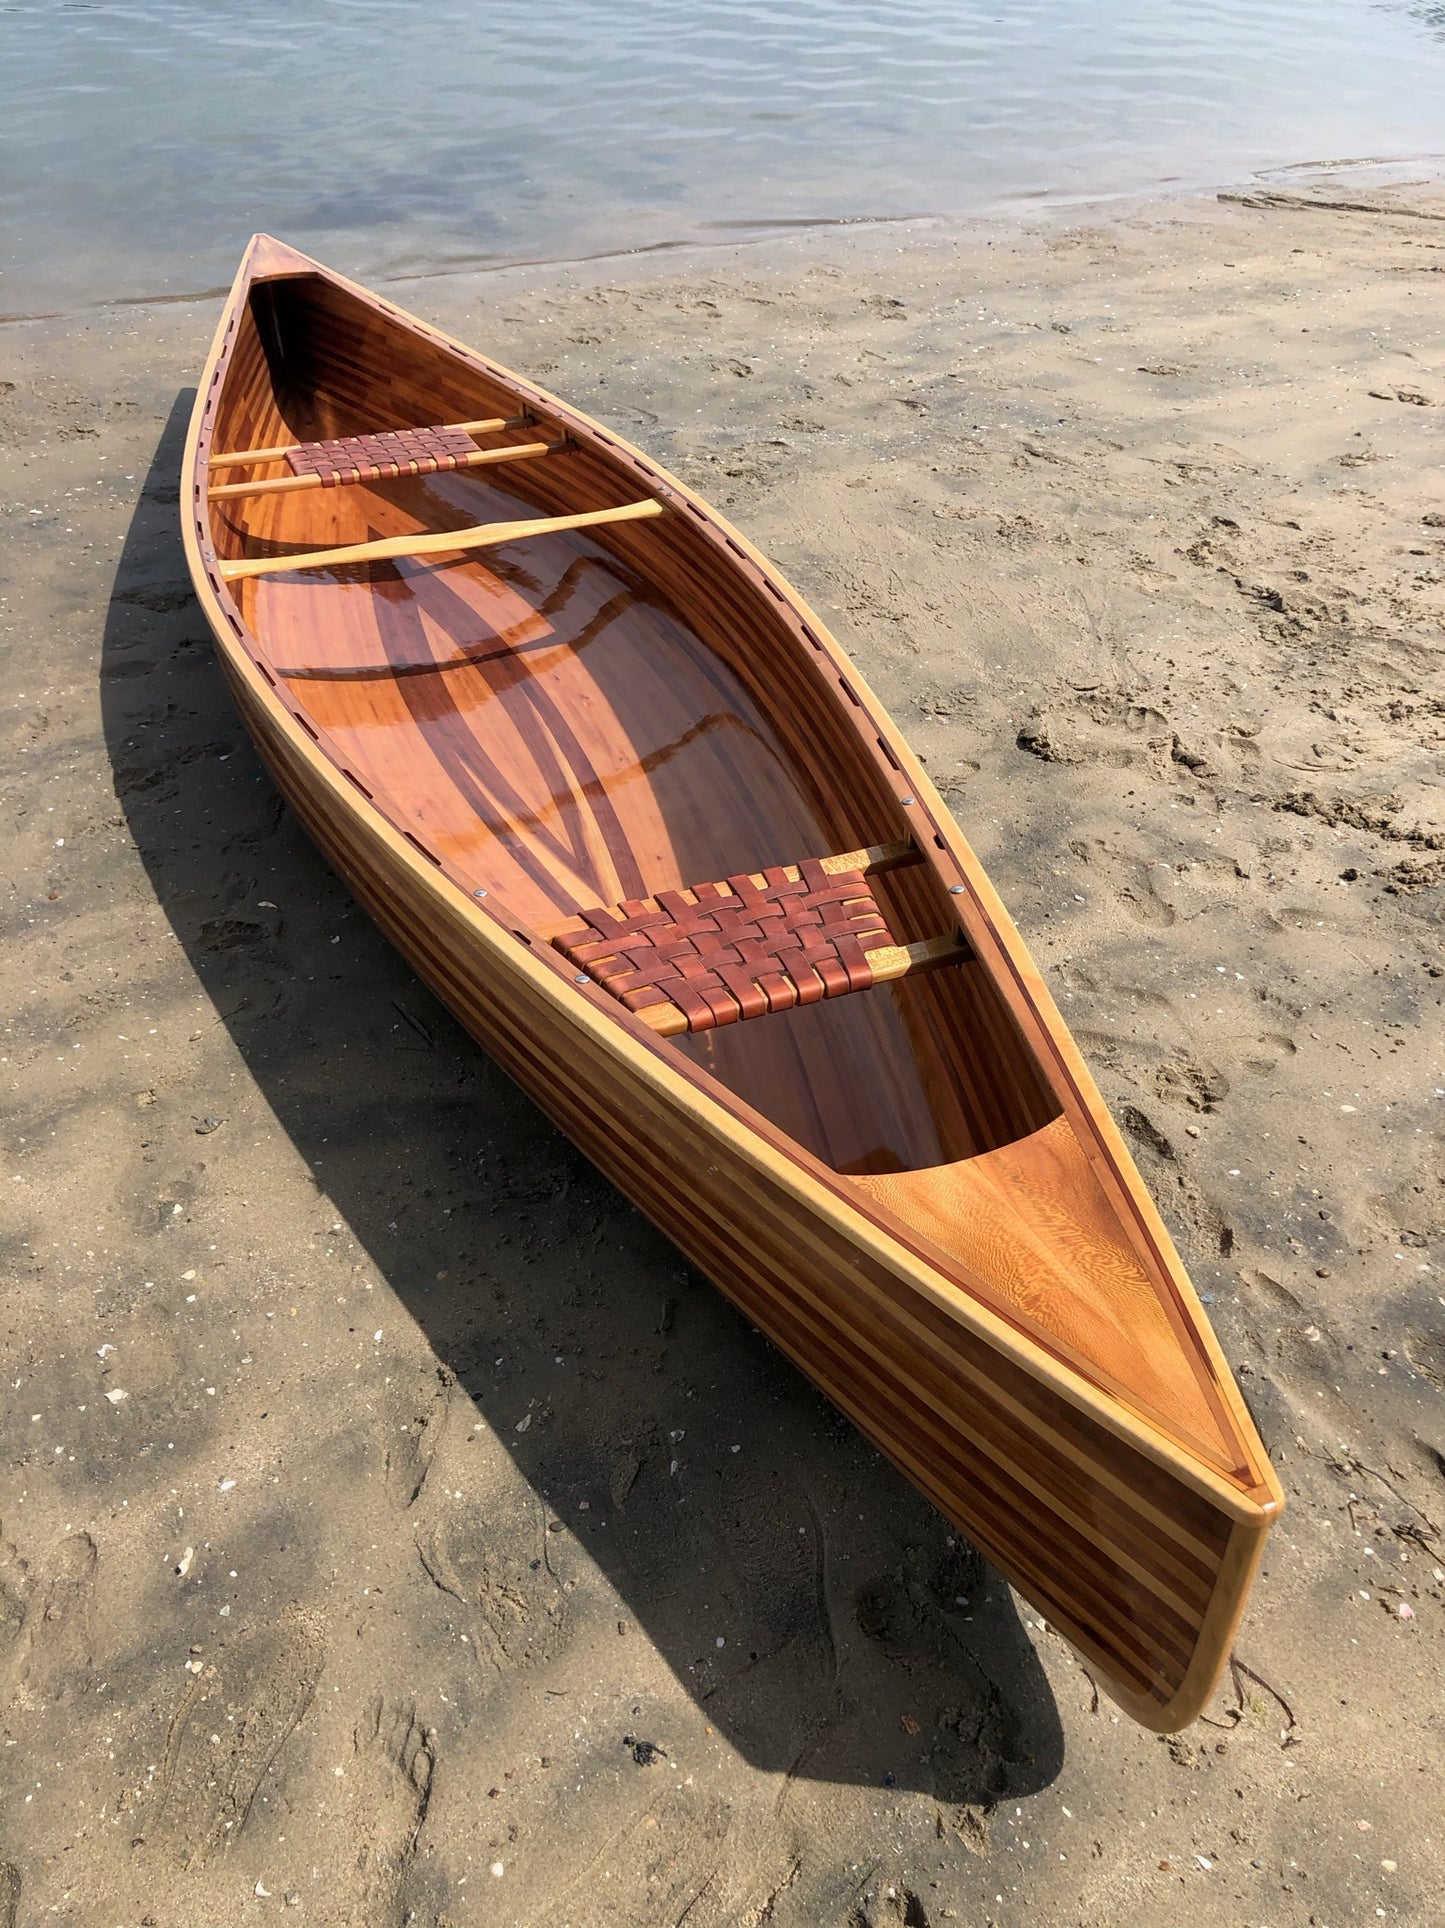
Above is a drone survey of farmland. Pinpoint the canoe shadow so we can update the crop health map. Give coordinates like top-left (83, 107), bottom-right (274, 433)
top-left (101, 395), bottom-right (1065, 1804)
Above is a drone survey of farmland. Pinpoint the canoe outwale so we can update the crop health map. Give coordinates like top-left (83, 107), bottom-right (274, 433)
top-left (181, 235), bottom-right (1282, 1731)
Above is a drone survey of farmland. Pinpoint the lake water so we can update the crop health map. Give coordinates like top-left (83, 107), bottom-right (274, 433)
top-left (4, 0), bottom-right (1445, 318)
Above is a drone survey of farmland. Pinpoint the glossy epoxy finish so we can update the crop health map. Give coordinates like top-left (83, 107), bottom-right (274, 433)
top-left (183, 237), bottom-right (1282, 1729)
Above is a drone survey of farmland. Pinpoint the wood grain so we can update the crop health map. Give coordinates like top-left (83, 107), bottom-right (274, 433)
top-left (179, 234), bottom-right (1284, 1731)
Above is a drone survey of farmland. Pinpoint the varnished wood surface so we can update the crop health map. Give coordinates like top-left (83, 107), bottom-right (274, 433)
top-left (181, 234), bottom-right (1283, 1730)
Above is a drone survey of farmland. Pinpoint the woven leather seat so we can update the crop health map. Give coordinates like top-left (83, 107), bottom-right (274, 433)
top-left (287, 424), bottom-right (481, 487)
top-left (554, 859), bottom-right (893, 1033)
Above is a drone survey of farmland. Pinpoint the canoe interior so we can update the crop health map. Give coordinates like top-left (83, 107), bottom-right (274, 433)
top-left (210, 269), bottom-right (1062, 1178)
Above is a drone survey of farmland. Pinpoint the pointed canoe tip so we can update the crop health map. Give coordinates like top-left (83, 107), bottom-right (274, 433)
top-left (1256, 1476), bottom-right (1287, 1519)
top-left (245, 234), bottom-right (326, 284)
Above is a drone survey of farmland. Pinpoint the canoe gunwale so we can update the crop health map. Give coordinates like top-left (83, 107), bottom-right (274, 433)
top-left (181, 235), bottom-right (1283, 1732)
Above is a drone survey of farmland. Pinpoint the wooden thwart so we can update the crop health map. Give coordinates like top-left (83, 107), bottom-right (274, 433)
top-left (218, 498), bottom-right (664, 581)
top-left (207, 415), bottom-right (525, 470)
top-left (208, 439), bottom-right (558, 501)
top-left (632, 931), bottom-right (965, 1038)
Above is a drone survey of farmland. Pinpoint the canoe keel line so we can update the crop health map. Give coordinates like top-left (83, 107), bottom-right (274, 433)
top-left (182, 235), bottom-right (1281, 1730)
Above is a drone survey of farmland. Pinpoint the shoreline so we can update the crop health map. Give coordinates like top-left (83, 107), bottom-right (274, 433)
top-left (5, 151), bottom-right (1445, 329)
top-left (2, 173), bottom-right (1443, 1923)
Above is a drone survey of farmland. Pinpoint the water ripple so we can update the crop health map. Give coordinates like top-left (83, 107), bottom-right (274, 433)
top-left (4, 0), bottom-right (1445, 313)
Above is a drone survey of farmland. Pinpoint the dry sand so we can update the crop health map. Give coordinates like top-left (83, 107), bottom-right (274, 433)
top-left (2, 175), bottom-right (1444, 1926)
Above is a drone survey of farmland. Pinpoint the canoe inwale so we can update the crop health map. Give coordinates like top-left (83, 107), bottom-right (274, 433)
top-left (181, 235), bottom-right (1282, 1731)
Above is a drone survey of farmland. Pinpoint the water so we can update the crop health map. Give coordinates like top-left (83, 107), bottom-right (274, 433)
top-left (4, 0), bottom-right (1445, 318)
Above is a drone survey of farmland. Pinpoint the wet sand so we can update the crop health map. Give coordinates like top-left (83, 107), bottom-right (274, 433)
top-left (2, 176), bottom-right (1443, 1924)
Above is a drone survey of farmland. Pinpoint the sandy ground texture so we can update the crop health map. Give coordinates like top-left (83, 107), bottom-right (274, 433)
top-left (3, 174), bottom-right (1444, 1927)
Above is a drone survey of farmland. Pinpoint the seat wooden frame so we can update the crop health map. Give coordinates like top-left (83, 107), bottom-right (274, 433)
top-left (207, 413), bottom-right (529, 469)
top-left (209, 436), bottom-right (560, 502)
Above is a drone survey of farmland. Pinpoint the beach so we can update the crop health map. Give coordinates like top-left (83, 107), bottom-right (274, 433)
top-left (2, 175), bottom-right (1443, 1924)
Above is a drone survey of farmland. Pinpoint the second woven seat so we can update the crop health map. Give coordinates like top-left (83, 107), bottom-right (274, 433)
top-left (555, 859), bottom-right (894, 1033)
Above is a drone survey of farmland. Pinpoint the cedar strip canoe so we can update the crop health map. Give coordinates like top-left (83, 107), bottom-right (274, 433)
top-left (181, 235), bottom-right (1282, 1731)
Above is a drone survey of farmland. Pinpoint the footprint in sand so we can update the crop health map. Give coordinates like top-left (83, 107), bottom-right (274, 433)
top-left (0, 1553), bottom-right (27, 1675)
top-left (14, 1531), bottom-right (96, 1704)
top-left (346, 1697), bottom-right (437, 1908)
top-left (384, 1368), bottom-right (452, 1512)
top-left (852, 1538), bottom-right (1021, 1807)
top-left (1077, 1028), bottom-right (1230, 1116)
top-left (717, 1464), bottom-right (838, 1680)
top-left (143, 1608), bottom-right (324, 1868)
top-left (1402, 1329), bottom-right (1445, 1389)
top-left (418, 1493), bottom-right (570, 1675)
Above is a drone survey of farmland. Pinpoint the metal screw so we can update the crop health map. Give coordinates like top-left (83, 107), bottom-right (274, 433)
top-left (574, 975), bottom-right (589, 986)
top-left (899, 796), bottom-right (915, 805)
top-left (949, 885), bottom-right (967, 895)
top-left (473, 888), bottom-right (488, 898)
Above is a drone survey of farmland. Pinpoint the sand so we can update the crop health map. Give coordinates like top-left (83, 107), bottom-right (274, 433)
top-left (2, 174), bottom-right (1443, 1926)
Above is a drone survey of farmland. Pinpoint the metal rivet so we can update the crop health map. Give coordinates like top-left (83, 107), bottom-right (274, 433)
top-left (574, 975), bottom-right (589, 986)
top-left (899, 796), bottom-right (915, 806)
top-left (949, 885), bottom-right (967, 895)
top-left (473, 888), bottom-right (488, 898)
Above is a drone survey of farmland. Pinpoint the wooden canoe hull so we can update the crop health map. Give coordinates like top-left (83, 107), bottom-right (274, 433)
top-left (182, 237), bottom-right (1282, 1731)
top-left (209, 628), bottom-right (1264, 1733)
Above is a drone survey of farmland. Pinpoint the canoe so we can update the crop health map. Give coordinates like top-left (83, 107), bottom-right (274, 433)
top-left (182, 234), bottom-right (1282, 1731)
